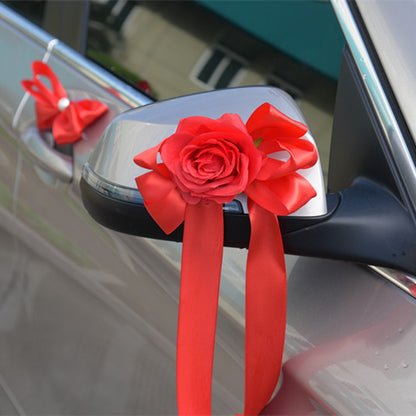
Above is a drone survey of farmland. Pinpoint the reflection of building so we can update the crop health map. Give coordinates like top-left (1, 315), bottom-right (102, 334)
top-left (87, 0), bottom-right (343, 178)
top-left (88, 0), bottom-right (344, 101)
top-left (105, 1), bottom-right (267, 100)
top-left (197, 0), bottom-right (345, 80)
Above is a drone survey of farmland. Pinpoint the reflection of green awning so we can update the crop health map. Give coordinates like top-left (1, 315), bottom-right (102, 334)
top-left (196, 0), bottom-right (345, 79)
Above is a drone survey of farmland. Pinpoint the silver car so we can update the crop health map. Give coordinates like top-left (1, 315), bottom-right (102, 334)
top-left (0, 0), bottom-right (415, 414)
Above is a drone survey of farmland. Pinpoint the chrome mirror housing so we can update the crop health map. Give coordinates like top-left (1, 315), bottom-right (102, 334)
top-left (80, 86), bottom-right (327, 246)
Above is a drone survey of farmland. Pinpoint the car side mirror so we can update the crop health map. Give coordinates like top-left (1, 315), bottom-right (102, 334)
top-left (80, 86), bottom-right (416, 276)
top-left (80, 86), bottom-right (326, 240)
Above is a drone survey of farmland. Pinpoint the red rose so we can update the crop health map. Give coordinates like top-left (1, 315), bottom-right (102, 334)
top-left (134, 103), bottom-right (317, 232)
top-left (160, 113), bottom-right (264, 204)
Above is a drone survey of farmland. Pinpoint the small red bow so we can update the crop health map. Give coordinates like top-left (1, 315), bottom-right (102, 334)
top-left (21, 61), bottom-right (108, 145)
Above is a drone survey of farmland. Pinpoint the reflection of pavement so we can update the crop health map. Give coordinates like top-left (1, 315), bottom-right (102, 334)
top-left (0, 203), bottom-right (173, 414)
top-left (0, 198), bottom-right (245, 414)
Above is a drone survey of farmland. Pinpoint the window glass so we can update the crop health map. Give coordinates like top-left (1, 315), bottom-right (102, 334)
top-left (3, 0), bottom-right (45, 26)
top-left (357, 0), bottom-right (416, 147)
top-left (87, 0), bottom-right (342, 181)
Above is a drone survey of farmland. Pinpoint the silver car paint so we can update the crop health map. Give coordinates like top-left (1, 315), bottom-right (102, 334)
top-left (0, 2), bottom-right (416, 415)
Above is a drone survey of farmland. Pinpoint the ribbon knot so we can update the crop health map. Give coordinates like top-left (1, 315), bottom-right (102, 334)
top-left (57, 97), bottom-right (70, 112)
top-left (21, 61), bottom-right (108, 145)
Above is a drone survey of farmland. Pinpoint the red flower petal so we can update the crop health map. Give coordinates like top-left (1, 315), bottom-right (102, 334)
top-left (134, 144), bottom-right (161, 171)
top-left (247, 103), bottom-right (308, 141)
top-left (177, 113), bottom-right (248, 137)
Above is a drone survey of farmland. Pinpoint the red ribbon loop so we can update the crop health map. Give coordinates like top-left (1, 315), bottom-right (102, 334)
top-left (21, 61), bottom-right (108, 145)
top-left (134, 103), bottom-right (318, 415)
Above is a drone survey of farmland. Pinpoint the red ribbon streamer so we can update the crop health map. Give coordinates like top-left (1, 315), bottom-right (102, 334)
top-left (177, 202), bottom-right (224, 415)
top-left (134, 103), bottom-right (318, 415)
top-left (21, 61), bottom-right (108, 145)
top-left (244, 200), bottom-right (287, 416)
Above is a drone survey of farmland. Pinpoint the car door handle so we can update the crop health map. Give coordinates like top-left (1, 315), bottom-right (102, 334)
top-left (21, 127), bottom-right (73, 182)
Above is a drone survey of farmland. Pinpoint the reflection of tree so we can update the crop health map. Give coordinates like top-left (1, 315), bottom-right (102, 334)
top-left (87, 1), bottom-right (155, 97)
top-left (89, 0), bottom-right (140, 32)
top-left (3, 0), bottom-right (46, 27)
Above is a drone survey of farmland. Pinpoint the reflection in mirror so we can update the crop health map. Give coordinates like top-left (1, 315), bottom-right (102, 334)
top-left (86, 0), bottom-right (344, 180)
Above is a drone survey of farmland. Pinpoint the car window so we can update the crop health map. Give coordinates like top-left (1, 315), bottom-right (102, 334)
top-left (85, 0), bottom-right (344, 181)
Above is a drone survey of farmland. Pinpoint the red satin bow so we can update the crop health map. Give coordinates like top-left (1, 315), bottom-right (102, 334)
top-left (21, 61), bottom-right (108, 145)
top-left (134, 103), bottom-right (318, 415)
